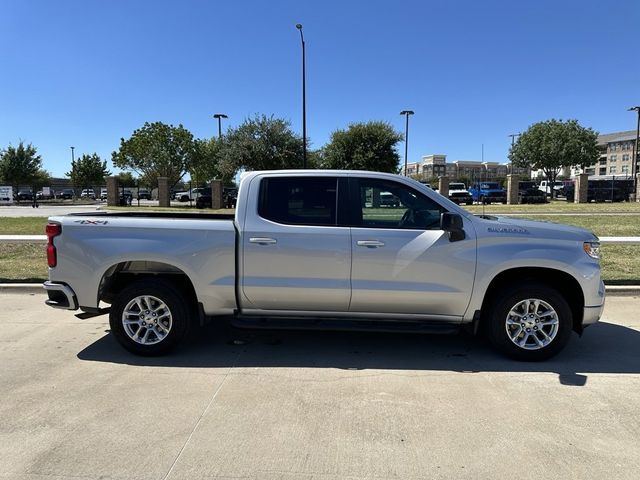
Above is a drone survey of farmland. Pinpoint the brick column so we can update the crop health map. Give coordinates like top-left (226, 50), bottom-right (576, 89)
top-left (438, 176), bottom-right (449, 198)
top-left (506, 174), bottom-right (519, 205)
top-left (106, 176), bottom-right (119, 207)
top-left (158, 177), bottom-right (170, 207)
top-left (210, 179), bottom-right (223, 209)
top-left (575, 173), bottom-right (589, 204)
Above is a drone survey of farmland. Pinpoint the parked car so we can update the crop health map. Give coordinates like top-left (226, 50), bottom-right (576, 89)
top-left (136, 188), bottom-right (152, 200)
top-left (17, 190), bottom-right (33, 201)
top-left (518, 182), bottom-right (546, 204)
top-left (100, 188), bottom-right (108, 201)
top-left (44, 170), bottom-right (604, 361)
top-left (59, 189), bottom-right (75, 200)
top-left (175, 187), bottom-right (207, 202)
top-left (539, 180), bottom-right (564, 197)
top-left (36, 190), bottom-right (55, 200)
top-left (81, 189), bottom-right (96, 200)
top-left (195, 187), bottom-right (238, 209)
top-left (468, 182), bottom-right (507, 204)
top-left (565, 181), bottom-right (627, 203)
top-left (447, 182), bottom-right (473, 205)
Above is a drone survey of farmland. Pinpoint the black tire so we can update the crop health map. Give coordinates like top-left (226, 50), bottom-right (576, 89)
top-left (109, 278), bottom-right (192, 356)
top-left (486, 282), bottom-right (573, 361)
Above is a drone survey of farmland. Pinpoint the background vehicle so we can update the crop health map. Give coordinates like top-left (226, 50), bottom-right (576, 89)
top-left (59, 189), bottom-right (75, 200)
top-left (565, 180), bottom-right (627, 203)
top-left (539, 180), bottom-right (564, 197)
top-left (136, 188), bottom-right (152, 200)
top-left (80, 189), bottom-right (96, 200)
top-left (518, 182), bottom-right (546, 204)
top-left (36, 190), bottom-right (55, 200)
top-left (468, 182), bottom-right (507, 204)
top-left (44, 170), bottom-right (604, 361)
top-left (100, 188), bottom-right (108, 201)
top-left (196, 187), bottom-right (239, 209)
top-left (175, 187), bottom-right (207, 202)
top-left (447, 182), bottom-right (473, 205)
top-left (17, 190), bottom-right (34, 201)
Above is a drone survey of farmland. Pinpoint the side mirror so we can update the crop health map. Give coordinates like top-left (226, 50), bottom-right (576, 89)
top-left (440, 212), bottom-right (465, 242)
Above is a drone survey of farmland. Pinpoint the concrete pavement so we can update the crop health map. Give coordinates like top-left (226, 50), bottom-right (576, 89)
top-left (0, 293), bottom-right (639, 479)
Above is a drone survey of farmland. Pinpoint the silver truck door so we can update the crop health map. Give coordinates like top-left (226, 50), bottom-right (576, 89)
top-left (241, 176), bottom-right (351, 312)
top-left (348, 177), bottom-right (476, 317)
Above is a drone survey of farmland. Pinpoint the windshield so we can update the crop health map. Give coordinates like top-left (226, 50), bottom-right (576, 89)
top-left (480, 183), bottom-right (500, 189)
top-left (450, 183), bottom-right (466, 189)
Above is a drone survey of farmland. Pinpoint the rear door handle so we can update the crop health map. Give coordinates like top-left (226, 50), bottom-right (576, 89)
top-left (249, 237), bottom-right (277, 245)
top-left (356, 240), bottom-right (385, 248)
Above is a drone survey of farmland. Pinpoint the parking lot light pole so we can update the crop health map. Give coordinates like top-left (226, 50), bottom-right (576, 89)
top-left (400, 110), bottom-right (414, 175)
top-left (629, 106), bottom-right (640, 200)
top-left (296, 23), bottom-right (307, 169)
top-left (213, 113), bottom-right (228, 139)
top-left (70, 146), bottom-right (75, 163)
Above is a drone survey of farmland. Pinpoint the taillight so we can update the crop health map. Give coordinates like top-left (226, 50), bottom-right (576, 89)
top-left (46, 223), bottom-right (61, 267)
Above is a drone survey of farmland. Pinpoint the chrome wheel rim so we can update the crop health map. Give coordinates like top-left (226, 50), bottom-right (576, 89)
top-left (122, 295), bottom-right (172, 345)
top-left (505, 298), bottom-right (559, 350)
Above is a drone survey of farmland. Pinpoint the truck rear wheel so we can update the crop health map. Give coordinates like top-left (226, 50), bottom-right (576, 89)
top-left (109, 278), bottom-right (191, 356)
top-left (486, 282), bottom-right (573, 361)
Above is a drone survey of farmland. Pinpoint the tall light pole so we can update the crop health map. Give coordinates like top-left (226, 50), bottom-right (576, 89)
top-left (70, 146), bottom-right (75, 163)
top-left (400, 110), bottom-right (414, 175)
top-left (508, 133), bottom-right (521, 146)
top-left (296, 23), bottom-right (307, 168)
top-left (629, 106), bottom-right (640, 200)
top-left (213, 113), bottom-right (228, 139)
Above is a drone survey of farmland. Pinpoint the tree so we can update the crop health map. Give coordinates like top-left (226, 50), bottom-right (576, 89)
top-left (321, 121), bottom-right (403, 173)
top-left (0, 141), bottom-right (49, 189)
top-left (66, 153), bottom-right (110, 188)
top-left (218, 114), bottom-right (304, 177)
top-left (190, 137), bottom-right (226, 185)
top-left (112, 122), bottom-right (197, 187)
top-left (114, 171), bottom-right (138, 187)
top-left (509, 119), bottom-right (599, 198)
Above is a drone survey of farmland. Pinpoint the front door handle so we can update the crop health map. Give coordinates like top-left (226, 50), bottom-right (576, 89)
top-left (249, 237), bottom-right (277, 245)
top-left (356, 240), bottom-right (385, 248)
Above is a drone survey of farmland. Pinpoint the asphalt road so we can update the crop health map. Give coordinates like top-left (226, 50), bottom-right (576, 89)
top-left (1, 293), bottom-right (639, 480)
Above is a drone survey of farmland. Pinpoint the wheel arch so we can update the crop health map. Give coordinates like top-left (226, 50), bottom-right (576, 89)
top-left (480, 267), bottom-right (585, 333)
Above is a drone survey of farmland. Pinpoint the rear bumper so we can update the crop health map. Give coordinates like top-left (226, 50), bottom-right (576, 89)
top-left (43, 281), bottom-right (78, 310)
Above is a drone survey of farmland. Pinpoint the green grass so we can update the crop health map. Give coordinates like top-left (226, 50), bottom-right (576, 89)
top-left (463, 200), bottom-right (640, 214)
top-left (0, 217), bottom-right (49, 235)
top-left (513, 215), bottom-right (640, 237)
top-left (0, 243), bottom-right (48, 282)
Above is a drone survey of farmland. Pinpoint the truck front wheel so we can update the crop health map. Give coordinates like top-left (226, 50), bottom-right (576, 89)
top-left (109, 278), bottom-right (191, 356)
top-left (487, 283), bottom-right (573, 361)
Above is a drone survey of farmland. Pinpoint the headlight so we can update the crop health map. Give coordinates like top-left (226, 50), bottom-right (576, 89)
top-left (583, 241), bottom-right (600, 259)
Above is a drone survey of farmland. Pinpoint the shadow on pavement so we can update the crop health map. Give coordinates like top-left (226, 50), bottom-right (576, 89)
top-left (77, 320), bottom-right (640, 384)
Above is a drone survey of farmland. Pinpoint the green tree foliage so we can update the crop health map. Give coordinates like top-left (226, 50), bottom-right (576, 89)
top-left (509, 119), bottom-right (599, 197)
top-left (112, 122), bottom-right (197, 186)
top-left (219, 115), bottom-right (304, 177)
top-left (0, 141), bottom-right (49, 188)
top-left (115, 171), bottom-right (138, 187)
top-left (190, 137), bottom-right (226, 185)
top-left (321, 121), bottom-right (403, 173)
top-left (66, 153), bottom-right (111, 188)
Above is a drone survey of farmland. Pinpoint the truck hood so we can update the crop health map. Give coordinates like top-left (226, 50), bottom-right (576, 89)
top-left (476, 215), bottom-right (598, 242)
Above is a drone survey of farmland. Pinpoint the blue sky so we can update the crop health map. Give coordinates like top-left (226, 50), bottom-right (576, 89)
top-left (1, 0), bottom-right (639, 177)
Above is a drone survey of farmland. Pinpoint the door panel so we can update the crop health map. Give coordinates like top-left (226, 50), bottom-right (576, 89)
top-left (241, 176), bottom-right (351, 311)
top-left (348, 177), bottom-right (476, 317)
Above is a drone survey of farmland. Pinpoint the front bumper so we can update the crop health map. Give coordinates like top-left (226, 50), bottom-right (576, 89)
top-left (582, 280), bottom-right (605, 327)
top-left (43, 281), bottom-right (78, 310)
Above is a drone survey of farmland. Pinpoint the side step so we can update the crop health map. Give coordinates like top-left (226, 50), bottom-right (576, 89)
top-left (75, 307), bottom-right (111, 320)
top-left (231, 316), bottom-right (461, 335)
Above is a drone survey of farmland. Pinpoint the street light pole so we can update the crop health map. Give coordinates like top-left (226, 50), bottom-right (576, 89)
top-left (70, 146), bottom-right (75, 163)
top-left (296, 23), bottom-right (307, 169)
top-left (400, 110), bottom-right (414, 175)
top-left (508, 133), bottom-right (521, 146)
top-left (213, 113), bottom-right (228, 139)
top-left (629, 106), bottom-right (640, 201)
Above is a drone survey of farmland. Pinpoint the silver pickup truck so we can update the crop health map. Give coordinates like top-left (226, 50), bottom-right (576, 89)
top-left (44, 170), bottom-right (605, 360)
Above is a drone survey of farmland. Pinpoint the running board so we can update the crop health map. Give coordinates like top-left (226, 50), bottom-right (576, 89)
top-left (75, 307), bottom-right (111, 319)
top-left (232, 316), bottom-right (461, 334)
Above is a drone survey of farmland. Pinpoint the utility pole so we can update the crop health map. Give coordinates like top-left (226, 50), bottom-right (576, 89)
top-left (70, 146), bottom-right (75, 163)
top-left (213, 113), bottom-right (228, 139)
top-left (296, 24), bottom-right (307, 168)
top-left (629, 106), bottom-right (640, 200)
top-left (400, 110), bottom-right (414, 175)
top-left (508, 133), bottom-right (521, 146)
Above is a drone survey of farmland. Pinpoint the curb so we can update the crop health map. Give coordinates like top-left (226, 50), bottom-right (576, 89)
top-left (1, 283), bottom-right (639, 297)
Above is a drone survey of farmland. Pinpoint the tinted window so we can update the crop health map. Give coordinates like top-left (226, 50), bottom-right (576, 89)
top-left (354, 179), bottom-right (444, 230)
top-left (259, 177), bottom-right (338, 226)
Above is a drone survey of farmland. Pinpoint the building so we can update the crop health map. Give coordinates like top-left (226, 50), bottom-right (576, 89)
top-left (404, 154), bottom-right (525, 181)
top-left (538, 130), bottom-right (638, 179)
